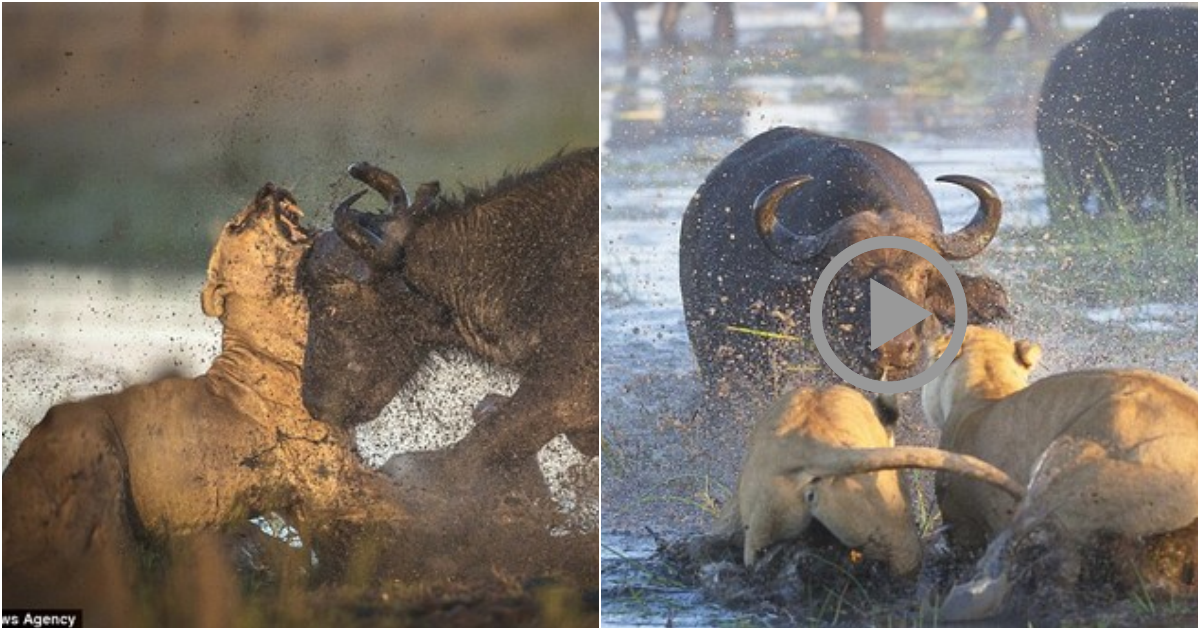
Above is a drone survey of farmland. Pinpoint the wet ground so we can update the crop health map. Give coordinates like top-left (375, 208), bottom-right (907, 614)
top-left (599, 3), bottom-right (1197, 626)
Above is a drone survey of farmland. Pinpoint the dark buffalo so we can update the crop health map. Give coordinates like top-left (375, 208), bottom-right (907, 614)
top-left (679, 127), bottom-right (1008, 402)
top-left (301, 149), bottom-right (598, 487)
top-left (1037, 7), bottom-right (1198, 220)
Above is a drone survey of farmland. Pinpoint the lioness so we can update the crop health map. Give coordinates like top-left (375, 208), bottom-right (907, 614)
top-left (2, 185), bottom-right (403, 622)
top-left (720, 385), bottom-right (1024, 574)
top-left (922, 326), bottom-right (1198, 620)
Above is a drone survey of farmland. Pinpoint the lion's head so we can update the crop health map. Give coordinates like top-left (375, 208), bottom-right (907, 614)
top-left (922, 325), bottom-right (1042, 431)
top-left (201, 183), bottom-right (313, 367)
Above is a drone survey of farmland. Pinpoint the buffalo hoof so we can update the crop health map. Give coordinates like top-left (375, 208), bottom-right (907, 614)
top-left (941, 573), bottom-right (1011, 622)
top-left (941, 529), bottom-right (1013, 621)
top-left (381, 450), bottom-right (458, 494)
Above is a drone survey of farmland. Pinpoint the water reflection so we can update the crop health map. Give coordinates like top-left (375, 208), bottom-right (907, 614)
top-left (607, 61), bottom-right (1035, 151)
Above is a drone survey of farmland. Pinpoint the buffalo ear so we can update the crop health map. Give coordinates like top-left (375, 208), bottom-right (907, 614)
top-left (1015, 340), bottom-right (1042, 369)
top-left (926, 272), bottom-right (1010, 325)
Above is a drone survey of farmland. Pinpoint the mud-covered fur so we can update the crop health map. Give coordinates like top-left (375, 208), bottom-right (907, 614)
top-left (719, 386), bottom-right (1026, 575)
top-left (720, 387), bottom-right (921, 574)
top-left (923, 326), bottom-right (1198, 620)
top-left (302, 149), bottom-right (598, 489)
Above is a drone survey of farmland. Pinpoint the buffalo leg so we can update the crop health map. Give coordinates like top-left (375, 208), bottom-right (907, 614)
top-left (711, 3), bottom-right (735, 51)
top-left (855, 3), bottom-right (888, 55)
top-left (659, 3), bottom-right (684, 48)
top-left (612, 2), bottom-right (642, 58)
top-left (386, 355), bottom-right (597, 497)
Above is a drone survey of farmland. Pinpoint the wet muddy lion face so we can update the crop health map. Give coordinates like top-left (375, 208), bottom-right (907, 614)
top-left (201, 183), bottom-right (312, 367)
top-left (731, 386), bottom-right (1027, 576)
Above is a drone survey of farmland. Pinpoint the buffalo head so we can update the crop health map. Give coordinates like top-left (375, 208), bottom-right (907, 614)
top-left (753, 174), bottom-right (1004, 380)
top-left (300, 228), bottom-right (451, 427)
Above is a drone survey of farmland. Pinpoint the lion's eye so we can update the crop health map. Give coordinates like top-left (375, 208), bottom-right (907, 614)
top-left (804, 484), bottom-right (819, 505)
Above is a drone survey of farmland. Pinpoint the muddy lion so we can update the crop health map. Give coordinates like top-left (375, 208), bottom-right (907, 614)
top-left (720, 385), bottom-right (1024, 575)
top-left (2, 184), bottom-right (403, 622)
top-left (922, 326), bottom-right (1198, 621)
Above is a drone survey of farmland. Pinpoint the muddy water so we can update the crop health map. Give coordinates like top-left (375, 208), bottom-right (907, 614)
top-left (600, 4), bottom-right (1196, 625)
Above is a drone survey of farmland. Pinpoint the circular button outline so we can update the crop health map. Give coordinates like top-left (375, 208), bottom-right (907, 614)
top-left (809, 235), bottom-right (967, 394)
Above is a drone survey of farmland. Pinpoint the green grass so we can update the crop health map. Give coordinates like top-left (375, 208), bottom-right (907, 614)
top-left (1010, 204), bottom-right (1197, 305)
top-left (639, 473), bottom-right (731, 520)
top-left (907, 470), bottom-right (942, 540)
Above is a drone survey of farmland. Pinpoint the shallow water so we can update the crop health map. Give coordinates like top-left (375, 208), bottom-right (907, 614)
top-left (599, 3), bottom-right (1196, 625)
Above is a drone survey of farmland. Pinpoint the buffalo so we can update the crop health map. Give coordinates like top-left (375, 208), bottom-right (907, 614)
top-left (679, 127), bottom-right (1008, 402)
top-left (1037, 7), bottom-right (1198, 220)
top-left (301, 149), bottom-right (599, 491)
top-left (923, 326), bottom-right (1198, 620)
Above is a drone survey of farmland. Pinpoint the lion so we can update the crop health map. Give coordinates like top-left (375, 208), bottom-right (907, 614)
top-left (719, 385), bottom-right (1024, 575)
top-left (922, 326), bottom-right (1198, 620)
top-left (2, 184), bottom-right (404, 622)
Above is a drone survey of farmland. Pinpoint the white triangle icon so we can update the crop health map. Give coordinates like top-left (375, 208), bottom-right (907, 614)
top-left (870, 280), bottom-right (932, 350)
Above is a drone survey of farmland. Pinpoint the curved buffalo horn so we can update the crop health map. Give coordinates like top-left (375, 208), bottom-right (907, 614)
top-left (348, 161), bottom-right (409, 213)
top-left (334, 162), bottom-right (420, 270)
top-left (753, 175), bottom-right (828, 262)
top-left (799, 445), bottom-right (1026, 499)
top-left (328, 190), bottom-right (384, 261)
top-left (933, 175), bottom-right (1003, 261)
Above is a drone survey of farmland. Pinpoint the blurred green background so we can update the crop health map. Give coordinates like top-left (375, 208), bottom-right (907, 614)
top-left (3, 3), bottom-right (599, 269)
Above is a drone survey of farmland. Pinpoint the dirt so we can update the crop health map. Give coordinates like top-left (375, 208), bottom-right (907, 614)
top-left (118, 522), bottom-right (598, 627)
top-left (599, 3), bottom-right (1197, 626)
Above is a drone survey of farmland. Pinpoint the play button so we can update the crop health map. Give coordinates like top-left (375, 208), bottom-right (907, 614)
top-left (809, 235), bottom-right (968, 395)
top-left (870, 280), bottom-right (933, 350)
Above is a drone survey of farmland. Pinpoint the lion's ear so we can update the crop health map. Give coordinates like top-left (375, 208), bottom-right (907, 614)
top-left (201, 280), bottom-right (228, 318)
top-left (1015, 340), bottom-right (1041, 369)
top-left (928, 333), bottom-right (955, 362)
